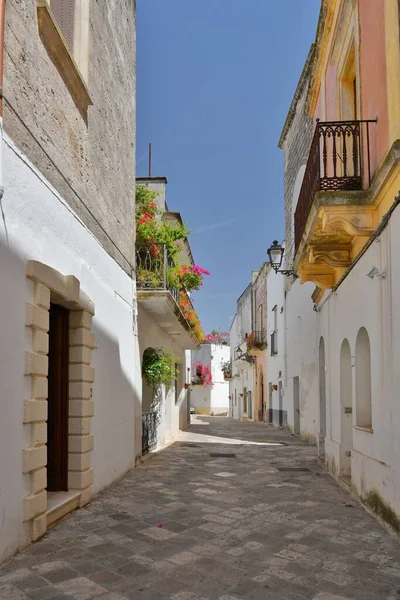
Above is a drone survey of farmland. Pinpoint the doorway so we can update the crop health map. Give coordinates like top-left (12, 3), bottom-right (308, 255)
top-left (278, 381), bottom-right (283, 427)
top-left (340, 339), bottom-right (353, 480)
top-left (259, 370), bottom-right (264, 422)
top-left (293, 376), bottom-right (300, 436)
top-left (248, 391), bottom-right (253, 420)
top-left (268, 382), bottom-right (273, 423)
top-left (47, 304), bottom-right (70, 492)
top-left (319, 337), bottom-right (327, 459)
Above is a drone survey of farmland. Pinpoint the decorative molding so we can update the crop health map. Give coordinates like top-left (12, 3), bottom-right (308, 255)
top-left (309, 246), bottom-right (351, 268)
top-left (320, 205), bottom-right (377, 237)
top-left (37, 1), bottom-right (92, 122)
top-left (24, 262), bottom-right (95, 542)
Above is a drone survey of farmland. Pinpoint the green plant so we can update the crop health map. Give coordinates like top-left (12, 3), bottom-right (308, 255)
top-left (142, 347), bottom-right (182, 388)
top-left (136, 185), bottom-right (191, 259)
top-left (137, 268), bottom-right (163, 289)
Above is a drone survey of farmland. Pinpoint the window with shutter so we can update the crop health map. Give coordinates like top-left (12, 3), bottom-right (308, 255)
top-left (51, 0), bottom-right (75, 52)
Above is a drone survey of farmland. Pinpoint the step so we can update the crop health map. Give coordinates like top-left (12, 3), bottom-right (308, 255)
top-left (46, 490), bottom-right (81, 528)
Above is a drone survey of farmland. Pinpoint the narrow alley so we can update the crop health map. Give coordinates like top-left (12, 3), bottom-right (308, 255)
top-left (1, 418), bottom-right (400, 600)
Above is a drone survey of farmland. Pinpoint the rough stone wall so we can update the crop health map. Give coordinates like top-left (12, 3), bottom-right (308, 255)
top-left (283, 87), bottom-right (313, 266)
top-left (4, 0), bottom-right (136, 274)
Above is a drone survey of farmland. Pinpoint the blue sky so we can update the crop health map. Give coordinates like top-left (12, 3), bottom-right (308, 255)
top-left (136, 0), bottom-right (321, 334)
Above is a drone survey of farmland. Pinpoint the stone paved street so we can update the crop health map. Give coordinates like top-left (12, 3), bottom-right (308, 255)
top-left (1, 417), bottom-right (400, 600)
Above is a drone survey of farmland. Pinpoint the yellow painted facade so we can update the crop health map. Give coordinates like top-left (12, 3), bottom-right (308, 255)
top-left (295, 0), bottom-right (400, 298)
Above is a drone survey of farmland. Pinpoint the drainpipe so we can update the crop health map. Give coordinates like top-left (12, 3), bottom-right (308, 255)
top-left (0, 0), bottom-right (6, 201)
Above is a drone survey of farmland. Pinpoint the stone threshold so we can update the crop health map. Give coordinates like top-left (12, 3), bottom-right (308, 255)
top-left (46, 491), bottom-right (81, 528)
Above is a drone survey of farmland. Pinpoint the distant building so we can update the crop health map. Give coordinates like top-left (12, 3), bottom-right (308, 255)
top-left (190, 343), bottom-right (230, 416)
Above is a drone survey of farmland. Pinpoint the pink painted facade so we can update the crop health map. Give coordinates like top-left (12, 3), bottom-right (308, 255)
top-left (358, 0), bottom-right (389, 175)
top-left (312, 0), bottom-right (389, 182)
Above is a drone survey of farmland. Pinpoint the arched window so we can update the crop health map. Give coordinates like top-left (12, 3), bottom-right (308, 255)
top-left (355, 328), bottom-right (372, 428)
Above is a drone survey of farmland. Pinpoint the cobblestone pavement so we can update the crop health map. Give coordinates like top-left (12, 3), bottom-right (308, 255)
top-left (2, 417), bottom-right (400, 600)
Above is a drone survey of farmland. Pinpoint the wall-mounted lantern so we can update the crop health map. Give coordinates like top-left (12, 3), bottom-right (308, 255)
top-left (267, 240), bottom-right (297, 278)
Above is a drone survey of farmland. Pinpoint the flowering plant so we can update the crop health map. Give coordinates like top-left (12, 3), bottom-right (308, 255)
top-left (204, 329), bottom-right (229, 345)
top-left (136, 185), bottom-right (191, 259)
top-left (168, 264), bottom-right (210, 292)
top-left (178, 292), bottom-right (204, 342)
top-left (192, 362), bottom-right (213, 386)
top-left (221, 360), bottom-right (232, 379)
top-left (135, 185), bottom-right (207, 343)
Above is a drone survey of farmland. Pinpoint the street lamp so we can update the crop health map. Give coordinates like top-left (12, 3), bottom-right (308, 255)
top-left (267, 240), bottom-right (297, 278)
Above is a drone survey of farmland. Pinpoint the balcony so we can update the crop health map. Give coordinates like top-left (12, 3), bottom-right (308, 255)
top-left (247, 330), bottom-right (267, 352)
top-left (136, 243), bottom-right (200, 349)
top-left (294, 119), bottom-right (377, 295)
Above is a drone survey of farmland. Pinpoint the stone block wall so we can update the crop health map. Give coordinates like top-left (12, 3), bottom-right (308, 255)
top-left (4, 0), bottom-right (136, 273)
top-left (283, 82), bottom-right (313, 267)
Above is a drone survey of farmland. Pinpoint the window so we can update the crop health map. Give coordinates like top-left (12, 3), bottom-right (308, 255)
top-left (355, 327), bottom-right (372, 428)
top-left (38, 0), bottom-right (91, 120)
top-left (271, 305), bottom-right (278, 355)
top-left (51, 0), bottom-right (75, 52)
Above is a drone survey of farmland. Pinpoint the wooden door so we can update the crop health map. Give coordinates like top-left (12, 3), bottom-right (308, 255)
top-left (47, 304), bottom-right (69, 492)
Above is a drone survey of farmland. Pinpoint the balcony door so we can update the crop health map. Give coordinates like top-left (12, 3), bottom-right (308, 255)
top-left (340, 45), bottom-right (358, 121)
top-left (47, 304), bottom-right (69, 492)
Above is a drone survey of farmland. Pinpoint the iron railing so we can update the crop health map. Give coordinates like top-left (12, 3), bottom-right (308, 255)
top-left (136, 243), bottom-right (179, 303)
top-left (294, 119), bottom-right (376, 251)
top-left (142, 411), bottom-right (157, 454)
top-left (247, 329), bottom-right (267, 349)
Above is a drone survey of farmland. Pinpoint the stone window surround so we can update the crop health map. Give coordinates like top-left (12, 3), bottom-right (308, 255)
top-left (37, 1), bottom-right (92, 122)
top-left (23, 260), bottom-right (95, 542)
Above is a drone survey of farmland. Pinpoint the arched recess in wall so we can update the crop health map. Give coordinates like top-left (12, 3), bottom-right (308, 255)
top-left (290, 165), bottom-right (306, 260)
top-left (142, 347), bottom-right (157, 413)
top-left (340, 338), bottom-right (353, 477)
top-left (319, 336), bottom-right (327, 441)
top-left (355, 327), bottom-right (372, 428)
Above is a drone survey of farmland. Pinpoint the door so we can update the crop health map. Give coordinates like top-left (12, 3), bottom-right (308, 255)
top-left (293, 376), bottom-right (300, 436)
top-left (47, 304), bottom-right (70, 492)
top-left (259, 370), bottom-right (264, 422)
top-left (278, 381), bottom-right (283, 427)
top-left (268, 383), bottom-right (273, 423)
top-left (248, 391), bottom-right (252, 420)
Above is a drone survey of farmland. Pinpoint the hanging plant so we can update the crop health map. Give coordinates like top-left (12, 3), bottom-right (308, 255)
top-left (142, 347), bottom-right (182, 388)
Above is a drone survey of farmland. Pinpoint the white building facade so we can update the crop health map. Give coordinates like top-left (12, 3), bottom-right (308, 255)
top-left (191, 343), bottom-right (230, 416)
top-left (0, 1), bottom-right (139, 562)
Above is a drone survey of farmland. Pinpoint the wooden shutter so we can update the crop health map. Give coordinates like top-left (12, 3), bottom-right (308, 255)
top-left (51, 0), bottom-right (75, 52)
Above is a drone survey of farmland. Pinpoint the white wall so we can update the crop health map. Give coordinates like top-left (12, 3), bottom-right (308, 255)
top-left (284, 279), bottom-right (319, 440)
top-left (191, 344), bottom-right (230, 415)
top-left (138, 308), bottom-right (188, 448)
top-left (318, 206), bottom-right (400, 516)
top-left (266, 266), bottom-right (285, 425)
top-left (0, 137), bottom-right (141, 561)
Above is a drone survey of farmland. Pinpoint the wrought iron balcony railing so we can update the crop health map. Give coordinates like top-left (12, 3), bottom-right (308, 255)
top-left (136, 243), bottom-right (179, 304)
top-left (294, 119), bottom-right (377, 252)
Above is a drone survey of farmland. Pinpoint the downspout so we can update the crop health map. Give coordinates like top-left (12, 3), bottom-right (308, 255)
top-left (0, 0), bottom-right (5, 201)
